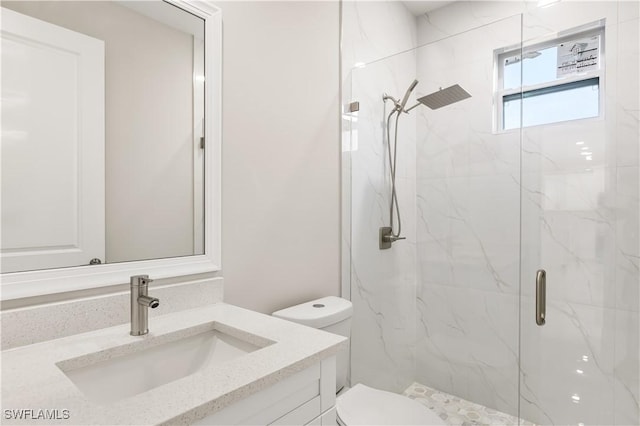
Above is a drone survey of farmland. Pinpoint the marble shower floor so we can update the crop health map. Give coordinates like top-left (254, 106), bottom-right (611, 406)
top-left (403, 382), bottom-right (535, 426)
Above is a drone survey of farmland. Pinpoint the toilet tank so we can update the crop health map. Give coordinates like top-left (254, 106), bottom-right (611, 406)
top-left (273, 296), bottom-right (352, 392)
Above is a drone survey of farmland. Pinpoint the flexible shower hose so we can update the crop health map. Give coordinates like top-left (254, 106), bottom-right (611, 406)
top-left (386, 108), bottom-right (402, 238)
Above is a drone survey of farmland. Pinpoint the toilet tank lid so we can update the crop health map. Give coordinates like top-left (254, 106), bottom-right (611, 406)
top-left (272, 296), bottom-right (353, 328)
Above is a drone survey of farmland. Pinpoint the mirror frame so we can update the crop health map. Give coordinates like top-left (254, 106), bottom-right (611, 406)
top-left (0, 0), bottom-right (222, 302)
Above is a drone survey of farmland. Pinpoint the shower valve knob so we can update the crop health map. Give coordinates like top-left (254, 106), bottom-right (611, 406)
top-left (379, 227), bottom-right (405, 249)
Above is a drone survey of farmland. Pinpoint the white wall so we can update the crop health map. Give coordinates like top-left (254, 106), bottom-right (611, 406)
top-left (216, 1), bottom-right (341, 314)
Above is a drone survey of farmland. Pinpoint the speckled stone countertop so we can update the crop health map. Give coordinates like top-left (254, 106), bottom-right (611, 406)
top-left (1, 303), bottom-right (346, 425)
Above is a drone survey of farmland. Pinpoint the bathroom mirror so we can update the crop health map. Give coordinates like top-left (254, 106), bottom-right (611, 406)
top-left (0, 0), bottom-right (221, 300)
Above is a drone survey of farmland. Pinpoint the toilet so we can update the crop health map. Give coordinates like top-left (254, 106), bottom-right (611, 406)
top-left (273, 296), bottom-right (445, 426)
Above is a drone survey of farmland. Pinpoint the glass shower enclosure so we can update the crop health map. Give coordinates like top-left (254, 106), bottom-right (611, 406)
top-left (345, 6), bottom-right (638, 425)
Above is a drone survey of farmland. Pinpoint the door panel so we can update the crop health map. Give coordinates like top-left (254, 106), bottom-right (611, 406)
top-left (519, 4), bottom-right (638, 424)
top-left (1, 8), bottom-right (105, 272)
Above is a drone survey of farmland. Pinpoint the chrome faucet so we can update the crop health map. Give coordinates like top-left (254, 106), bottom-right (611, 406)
top-left (130, 275), bottom-right (159, 336)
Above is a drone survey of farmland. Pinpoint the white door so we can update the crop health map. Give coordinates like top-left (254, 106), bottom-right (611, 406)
top-left (1, 8), bottom-right (105, 273)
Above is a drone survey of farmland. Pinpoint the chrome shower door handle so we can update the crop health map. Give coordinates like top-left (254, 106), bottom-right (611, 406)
top-left (536, 269), bottom-right (546, 326)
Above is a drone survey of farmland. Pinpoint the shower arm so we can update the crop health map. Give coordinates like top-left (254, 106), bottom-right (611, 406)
top-left (386, 98), bottom-right (420, 114)
top-left (404, 102), bottom-right (421, 113)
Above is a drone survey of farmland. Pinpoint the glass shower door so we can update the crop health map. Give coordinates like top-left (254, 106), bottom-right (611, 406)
top-left (348, 11), bottom-right (526, 421)
top-left (519, 3), bottom-right (639, 424)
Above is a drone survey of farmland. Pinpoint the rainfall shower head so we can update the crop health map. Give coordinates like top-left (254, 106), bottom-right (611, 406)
top-left (417, 84), bottom-right (471, 110)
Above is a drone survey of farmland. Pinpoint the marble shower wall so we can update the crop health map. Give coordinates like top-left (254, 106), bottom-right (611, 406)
top-left (343, 1), bottom-right (638, 423)
top-left (342, 1), bottom-right (419, 393)
top-left (417, 1), bottom-right (639, 425)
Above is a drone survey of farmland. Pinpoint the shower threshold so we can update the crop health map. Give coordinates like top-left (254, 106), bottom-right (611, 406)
top-left (404, 382), bottom-right (535, 426)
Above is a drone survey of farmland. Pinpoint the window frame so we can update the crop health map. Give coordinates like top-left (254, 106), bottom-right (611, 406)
top-left (494, 20), bottom-right (606, 132)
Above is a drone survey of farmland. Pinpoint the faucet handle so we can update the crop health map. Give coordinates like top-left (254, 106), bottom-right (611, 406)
top-left (130, 275), bottom-right (154, 286)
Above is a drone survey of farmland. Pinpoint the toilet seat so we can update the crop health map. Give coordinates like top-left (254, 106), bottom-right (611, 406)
top-left (336, 384), bottom-right (445, 425)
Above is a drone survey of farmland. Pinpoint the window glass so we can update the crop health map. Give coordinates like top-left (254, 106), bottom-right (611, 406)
top-left (504, 47), bottom-right (560, 90)
top-left (503, 80), bottom-right (599, 130)
top-left (498, 24), bottom-right (603, 130)
top-left (503, 57), bottom-right (521, 90)
top-left (523, 46), bottom-right (559, 86)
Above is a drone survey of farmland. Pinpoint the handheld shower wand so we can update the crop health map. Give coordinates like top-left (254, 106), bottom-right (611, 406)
top-left (398, 79), bottom-right (419, 112)
top-left (383, 80), bottom-right (419, 113)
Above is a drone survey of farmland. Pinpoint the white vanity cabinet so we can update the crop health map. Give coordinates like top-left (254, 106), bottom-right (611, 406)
top-left (194, 357), bottom-right (337, 425)
top-left (1, 304), bottom-right (345, 426)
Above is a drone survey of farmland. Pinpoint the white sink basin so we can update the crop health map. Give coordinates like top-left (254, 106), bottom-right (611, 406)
top-left (57, 326), bottom-right (264, 404)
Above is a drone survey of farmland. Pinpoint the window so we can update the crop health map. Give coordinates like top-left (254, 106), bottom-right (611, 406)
top-left (495, 22), bottom-right (604, 131)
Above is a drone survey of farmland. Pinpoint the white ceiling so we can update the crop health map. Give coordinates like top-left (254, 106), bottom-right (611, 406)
top-left (401, 1), bottom-right (454, 16)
